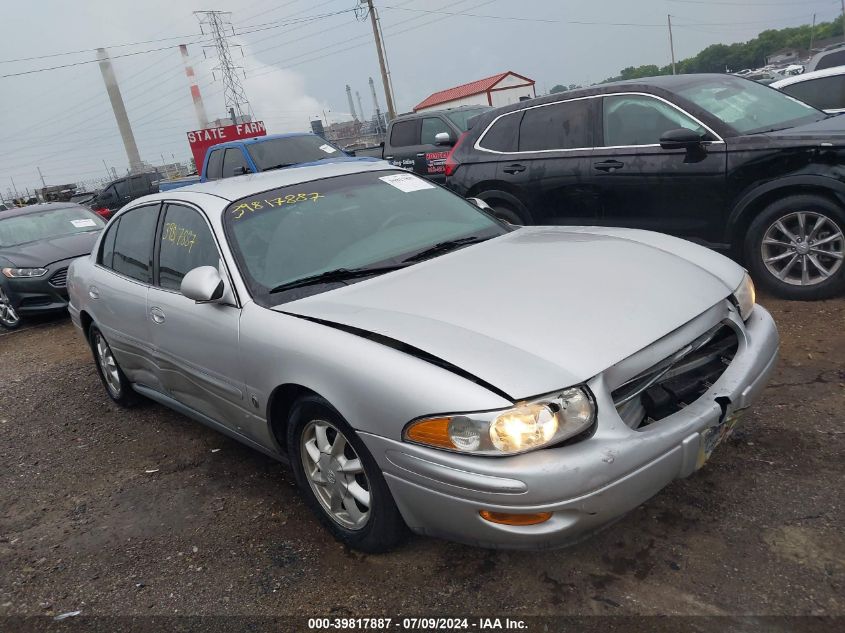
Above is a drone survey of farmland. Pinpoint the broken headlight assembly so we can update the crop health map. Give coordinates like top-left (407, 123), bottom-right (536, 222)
top-left (732, 272), bottom-right (756, 321)
top-left (404, 387), bottom-right (596, 456)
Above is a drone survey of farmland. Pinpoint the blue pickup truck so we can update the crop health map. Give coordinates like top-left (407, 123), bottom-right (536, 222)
top-left (159, 132), bottom-right (370, 191)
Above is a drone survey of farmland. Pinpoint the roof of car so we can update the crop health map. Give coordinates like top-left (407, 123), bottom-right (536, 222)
top-left (771, 65), bottom-right (845, 88)
top-left (208, 132), bottom-right (324, 150)
top-left (174, 158), bottom-right (396, 202)
top-left (0, 202), bottom-right (85, 219)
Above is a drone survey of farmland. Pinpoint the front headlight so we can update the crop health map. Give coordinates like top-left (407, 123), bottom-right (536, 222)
top-left (733, 272), bottom-right (756, 321)
top-left (404, 387), bottom-right (596, 456)
top-left (2, 267), bottom-right (48, 278)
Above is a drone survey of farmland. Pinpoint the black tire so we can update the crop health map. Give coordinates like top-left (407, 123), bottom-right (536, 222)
top-left (744, 194), bottom-right (845, 300)
top-left (489, 200), bottom-right (531, 225)
top-left (287, 395), bottom-right (406, 552)
top-left (88, 325), bottom-right (142, 407)
top-left (0, 286), bottom-right (21, 330)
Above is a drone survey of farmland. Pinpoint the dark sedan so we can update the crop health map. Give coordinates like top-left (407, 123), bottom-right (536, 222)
top-left (445, 74), bottom-right (845, 300)
top-left (0, 203), bottom-right (104, 329)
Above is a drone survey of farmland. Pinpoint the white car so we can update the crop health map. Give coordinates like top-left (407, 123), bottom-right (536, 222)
top-left (772, 65), bottom-right (845, 114)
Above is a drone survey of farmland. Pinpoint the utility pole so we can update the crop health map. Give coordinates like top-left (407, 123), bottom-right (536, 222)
top-left (102, 160), bottom-right (112, 181)
top-left (810, 13), bottom-right (817, 51)
top-left (37, 166), bottom-right (46, 188)
top-left (668, 15), bottom-right (676, 75)
top-left (10, 177), bottom-right (19, 200)
top-left (364, 0), bottom-right (396, 120)
top-left (196, 11), bottom-right (252, 121)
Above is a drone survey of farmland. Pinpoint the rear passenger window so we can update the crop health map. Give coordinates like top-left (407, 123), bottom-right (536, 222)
top-left (519, 100), bottom-right (591, 151)
top-left (206, 150), bottom-right (223, 180)
top-left (110, 205), bottom-right (159, 283)
top-left (158, 204), bottom-right (220, 291)
top-left (479, 111), bottom-right (522, 152)
top-left (389, 120), bottom-right (419, 147)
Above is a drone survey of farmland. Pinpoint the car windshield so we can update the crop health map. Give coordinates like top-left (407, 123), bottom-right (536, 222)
top-left (0, 206), bottom-right (104, 247)
top-left (445, 107), bottom-right (492, 130)
top-left (247, 136), bottom-right (343, 171)
top-left (223, 170), bottom-right (507, 304)
top-left (676, 76), bottom-right (825, 134)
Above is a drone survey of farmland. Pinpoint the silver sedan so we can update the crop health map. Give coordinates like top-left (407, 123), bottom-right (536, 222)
top-left (67, 161), bottom-right (779, 551)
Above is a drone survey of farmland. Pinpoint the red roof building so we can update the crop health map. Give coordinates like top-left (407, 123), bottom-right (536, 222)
top-left (413, 71), bottom-right (536, 112)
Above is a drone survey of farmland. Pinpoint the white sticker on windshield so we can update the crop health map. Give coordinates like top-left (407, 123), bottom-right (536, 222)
top-left (318, 143), bottom-right (337, 154)
top-left (379, 173), bottom-right (435, 193)
top-left (71, 218), bottom-right (97, 228)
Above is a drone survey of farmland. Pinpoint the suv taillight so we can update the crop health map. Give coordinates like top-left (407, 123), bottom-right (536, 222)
top-left (444, 132), bottom-right (468, 177)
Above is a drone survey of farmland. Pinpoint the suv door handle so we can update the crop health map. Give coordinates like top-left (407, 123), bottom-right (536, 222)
top-left (88, 286), bottom-right (100, 300)
top-left (503, 164), bottom-right (526, 174)
top-left (150, 306), bottom-right (166, 324)
top-left (594, 160), bottom-right (624, 172)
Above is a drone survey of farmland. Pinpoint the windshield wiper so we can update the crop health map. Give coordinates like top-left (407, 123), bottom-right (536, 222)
top-left (267, 265), bottom-right (406, 294)
top-left (402, 236), bottom-right (488, 263)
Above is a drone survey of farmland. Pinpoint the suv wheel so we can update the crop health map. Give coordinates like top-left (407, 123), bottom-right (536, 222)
top-left (287, 395), bottom-right (406, 552)
top-left (487, 200), bottom-right (530, 225)
top-left (0, 286), bottom-right (21, 330)
top-left (89, 325), bottom-right (141, 406)
top-left (745, 194), bottom-right (845, 300)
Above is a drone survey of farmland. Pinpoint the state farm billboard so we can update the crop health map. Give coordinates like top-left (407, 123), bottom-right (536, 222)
top-left (187, 121), bottom-right (267, 171)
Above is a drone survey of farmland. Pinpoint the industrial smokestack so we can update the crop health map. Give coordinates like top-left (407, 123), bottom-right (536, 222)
top-left (346, 84), bottom-right (358, 122)
top-left (180, 44), bottom-right (209, 129)
top-left (96, 48), bottom-right (142, 173)
top-left (356, 91), bottom-right (365, 122)
top-left (369, 76), bottom-right (384, 134)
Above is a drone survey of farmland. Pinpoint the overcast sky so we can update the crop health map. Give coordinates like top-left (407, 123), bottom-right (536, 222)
top-left (0, 0), bottom-right (840, 197)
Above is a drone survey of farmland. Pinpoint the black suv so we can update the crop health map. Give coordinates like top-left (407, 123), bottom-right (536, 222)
top-left (383, 106), bottom-right (491, 183)
top-left (446, 73), bottom-right (845, 300)
top-left (90, 171), bottom-right (161, 218)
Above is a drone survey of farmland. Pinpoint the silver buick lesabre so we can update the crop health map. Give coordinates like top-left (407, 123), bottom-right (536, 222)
top-left (68, 161), bottom-right (779, 551)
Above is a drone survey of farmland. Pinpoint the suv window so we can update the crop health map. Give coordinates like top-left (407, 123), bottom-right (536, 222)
top-left (389, 119), bottom-right (419, 147)
top-left (109, 205), bottom-right (159, 283)
top-left (781, 75), bottom-right (845, 111)
top-left (158, 204), bottom-right (220, 291)
top-left (129, 175), bottom-right (147, 195)
top-left (206, 149), bottom-right (224, 180)
top-left (420, 117), bottom-right (452, 145)
top-left (222, 148), bottom-right (250, 178)
top-left (519, 100), bottom-right (591, 151)
top-left (603, 94), bottom-right (705, 146)
top-left (113, 179), bottom-right (129, 198)
top-left (479, 111), bottom-right (523, 152)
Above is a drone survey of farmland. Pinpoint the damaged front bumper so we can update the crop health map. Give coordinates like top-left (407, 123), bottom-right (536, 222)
top-left (360, 302), bottom-right (779, 549)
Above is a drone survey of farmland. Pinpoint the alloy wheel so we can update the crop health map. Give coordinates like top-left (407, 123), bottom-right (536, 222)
top-left (0, 287), bottom-right (20, 328)
top-left (94, 332), bottom-right (122, 397)
top-left (761, 211), bottom-right (844, 286)
top-left (300, 419), bottom-right (371, 530)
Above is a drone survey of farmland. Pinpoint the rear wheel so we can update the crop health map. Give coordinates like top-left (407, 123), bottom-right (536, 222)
top-left (0, 286), bottom-right (21, 330)
top-left (487, 199), bottom-right (531, 225)
top-left (745, 194), bottom-right (845, 300)
top-left (287, 395), bottom-right (406, 552)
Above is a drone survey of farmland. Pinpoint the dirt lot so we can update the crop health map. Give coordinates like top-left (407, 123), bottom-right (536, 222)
top-left (0, 296), bottom-right (843, 621)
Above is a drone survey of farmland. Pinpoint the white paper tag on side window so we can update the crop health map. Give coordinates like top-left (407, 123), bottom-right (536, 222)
top-left (379, 173), bottom-right (435, 192)
top-left (318, 144), bottom-right (337, 154)
top-left (71, 218), bottom-right (97, 228)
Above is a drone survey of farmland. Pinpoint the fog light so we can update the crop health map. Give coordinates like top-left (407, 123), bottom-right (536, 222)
top-left (479, 510), bottom-right (553, 526)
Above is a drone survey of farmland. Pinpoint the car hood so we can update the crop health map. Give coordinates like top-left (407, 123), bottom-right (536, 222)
top-left (278, 227), bottom-right (745, 400)
top-left (756, 114), bottom-right (845, 145)
top-left (0, 230), bottom-right (101, 268)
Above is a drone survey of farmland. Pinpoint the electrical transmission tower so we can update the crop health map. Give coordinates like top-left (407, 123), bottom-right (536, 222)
top-left (195, 10), bottom-right (252, 121)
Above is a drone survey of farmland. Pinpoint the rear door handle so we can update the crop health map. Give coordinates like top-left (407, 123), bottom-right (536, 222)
top-left (149, 306), bottom-right (166, 324)
top-left (503, 164), bottom-right (526, 174)
top-left (593, 160), bottom-right (624, 172)
top-left (88, 286), bottom-right (100, 300)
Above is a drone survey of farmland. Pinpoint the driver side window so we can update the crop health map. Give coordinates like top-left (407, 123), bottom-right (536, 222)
top-left (157, 204), bottom-right (220, 291)
top-left (602, 94), bottom-right (705, 147)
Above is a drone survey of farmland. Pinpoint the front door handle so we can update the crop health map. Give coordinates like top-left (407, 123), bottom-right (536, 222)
top-left (88, 286), bottom-right (100, 300)
top-left (593, 160), bottom-right (624, 172)
top-left (416, 152), bottom-right (426, 157)
top-left (149, 306), bottom-right (166, 324)
top-left (503, 163), bottom-right (526, 174)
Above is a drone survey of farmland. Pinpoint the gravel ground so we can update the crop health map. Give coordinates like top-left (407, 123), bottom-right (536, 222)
top-left (0, 296), bottom-right (843, 620)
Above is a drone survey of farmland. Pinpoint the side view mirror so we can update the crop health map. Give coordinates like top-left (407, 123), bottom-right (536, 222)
top-left (660, 128), bottom-right (706, 150)
top-left (379, 141), bottom-right (385, 148)
top-left (434, 132), bottom-right (455, 146)
top-left (181, 266), bottom-right (224, 303)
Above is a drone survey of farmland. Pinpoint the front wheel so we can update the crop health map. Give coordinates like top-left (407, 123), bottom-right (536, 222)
top-left (745, 194), bottom-right (845, 300)
top-left (287, 395), bottom-right (406, 552)
top-left (0, 286), bottom-right (21, 330)
top-left (89, 325), bottom-right (141, 406)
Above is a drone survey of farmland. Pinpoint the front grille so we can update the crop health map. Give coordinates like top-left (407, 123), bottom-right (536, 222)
top-left (48, 267), bottom-right (68, 288)
top-left (612, 323), bottom-right (739, 430)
